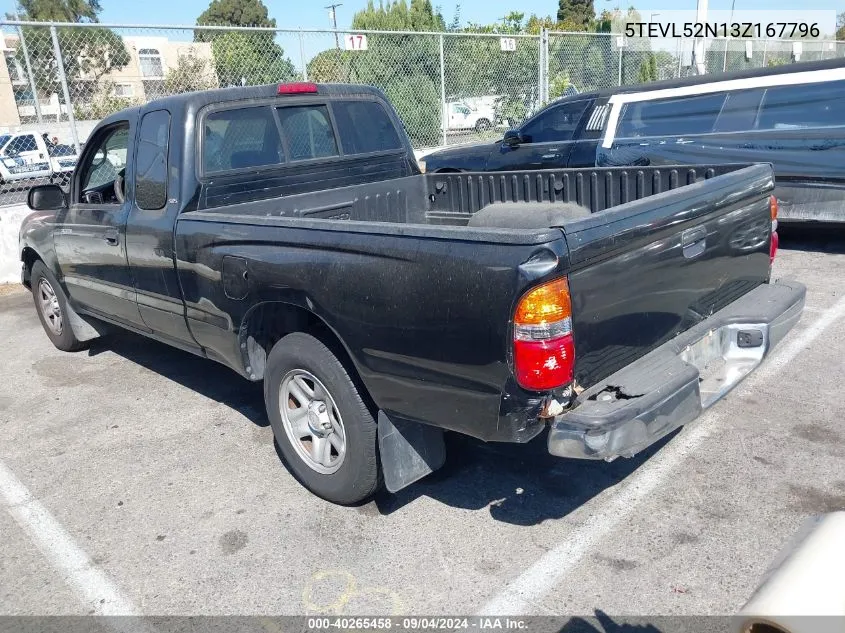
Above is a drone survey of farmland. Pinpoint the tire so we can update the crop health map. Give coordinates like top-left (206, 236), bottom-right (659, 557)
top-left (30, 261), bottom-right (87, 352)
top-left (264, 332), bottom-right (381, 504)
top-left (475, 118), bottom-right (492, 132)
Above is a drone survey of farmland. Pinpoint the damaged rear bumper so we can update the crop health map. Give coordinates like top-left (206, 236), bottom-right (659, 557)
top-left (548, 281), bottom-right (806, 460)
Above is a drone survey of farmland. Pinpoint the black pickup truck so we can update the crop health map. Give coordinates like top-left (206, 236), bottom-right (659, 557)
top-left (19, 82), bottom-right (805, 504)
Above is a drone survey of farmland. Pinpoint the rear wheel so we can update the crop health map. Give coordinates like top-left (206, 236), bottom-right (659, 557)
top-left (264, 332), bottom-right (381, 504)
top-left (475, 118), bottom-right (492, 132)
top-left (30, 261), bottom-right (86, 352)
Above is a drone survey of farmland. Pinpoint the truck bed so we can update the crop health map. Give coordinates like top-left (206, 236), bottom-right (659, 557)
top-left (176, 162), bottom-right (776, 441)
top-left (195, 164), bottom-right (754, 228)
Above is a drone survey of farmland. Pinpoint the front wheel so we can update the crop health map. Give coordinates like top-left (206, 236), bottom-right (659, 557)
top-left (30, 261), bottom-right (86, 352)
top-left (264, 332), bottom-right (381, 504)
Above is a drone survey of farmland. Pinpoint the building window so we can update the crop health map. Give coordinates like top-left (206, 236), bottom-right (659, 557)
top-left (113, 83), bottom-right (134, 98)
top-left (5, 52), bottom-right (25, 85)
top-left (138, 48), bottom-right (163, 78)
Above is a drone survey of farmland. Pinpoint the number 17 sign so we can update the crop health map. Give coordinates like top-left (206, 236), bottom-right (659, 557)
top-left (345, 34), bottom-right (369, 51)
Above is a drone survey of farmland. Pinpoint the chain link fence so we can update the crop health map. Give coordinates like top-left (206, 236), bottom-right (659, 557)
top-left (0, 20), bottom-right (844, 205)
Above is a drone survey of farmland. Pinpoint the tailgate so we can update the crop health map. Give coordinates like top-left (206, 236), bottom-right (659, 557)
top-left (562, 163), bottom-right (775, 390)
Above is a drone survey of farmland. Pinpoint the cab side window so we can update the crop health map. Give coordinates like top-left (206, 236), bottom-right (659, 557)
top-left (78, 124), bottom-right (130, 204)
top-left (5, 134), bottom-right (38, 155)
top-left (521, 101), bottom-right (590, 143)
top-left (617, 92), bottom-right (727, 138)
top-left (756, 81), bottom-right (845, 130)
top-left (135, 110), bottom-right (171, 211)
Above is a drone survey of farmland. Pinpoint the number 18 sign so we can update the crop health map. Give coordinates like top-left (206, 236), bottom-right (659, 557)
top-left (345, 34), bottom-right (369, 51)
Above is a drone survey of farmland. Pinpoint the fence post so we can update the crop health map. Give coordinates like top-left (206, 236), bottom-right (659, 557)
top-left (17, 25), bottom-right (43, 125)
top-left (762, 39), bottom-right (768, 67)
top-left (618, 40), bottom-right (623, 86)
top-left (538, 29), bottom-right (548, 105)
top-left (298, 29), bottom-right (308, 81)
top-left (49, 25), bottom-right (80, 152)
top-left (439, 33), bottom-right (446, 147)
top-left (722, 37), bottom-right (730, 72)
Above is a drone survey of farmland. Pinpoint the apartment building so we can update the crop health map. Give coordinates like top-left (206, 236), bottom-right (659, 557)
top-left (0, 33), bottom-right (215, 129)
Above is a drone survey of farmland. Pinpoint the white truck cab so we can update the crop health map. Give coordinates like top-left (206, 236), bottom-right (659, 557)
top-left (0, 131), bottom-right (78, 184)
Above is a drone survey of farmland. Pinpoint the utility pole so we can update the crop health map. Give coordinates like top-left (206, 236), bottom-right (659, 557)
top-left (326, 3), bottom-right (343, 49)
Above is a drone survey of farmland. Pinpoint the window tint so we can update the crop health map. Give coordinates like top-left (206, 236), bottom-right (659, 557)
top-left (332, 100), bottom-right (402, 154)
top-left (203, 107), bottom-right (284, 173)
top-left (521, 100), bottom-right (590, 143)
top-left (80, 125), bottom-right (129, 199)
top-left (713, 89), bottom-right (764, 133)
top-left (135, 110), bottom-right (170, 210)
top-left (617, 92), bottom-right (727, 138)
top-left (277, 105), bottom-right (339, 161)
top-left (757, 81), bottom-right (845, 130)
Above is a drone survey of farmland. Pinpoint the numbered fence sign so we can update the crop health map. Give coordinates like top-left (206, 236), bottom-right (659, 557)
top-left (499, 37), bottom-right (517, 52)
top-left (345, 34), bottom-right (369, 51)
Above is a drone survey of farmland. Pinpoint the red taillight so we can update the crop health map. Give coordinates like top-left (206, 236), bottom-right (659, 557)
top-left (770, 195), bottom-right (779, 264)
top-left (770, 229), bottom-right (779, 264)
top-left (513, 277), bottom-right (575, 391)
top-left (278, 82), bottom-right (318, 94)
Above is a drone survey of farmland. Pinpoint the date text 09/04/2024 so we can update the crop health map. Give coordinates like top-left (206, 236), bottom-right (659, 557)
top-left (625, 22), bottom-right (820, 38)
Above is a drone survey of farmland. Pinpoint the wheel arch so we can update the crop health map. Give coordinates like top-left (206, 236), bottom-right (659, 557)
top-left (20, 246), bottom-right (43, 289)
top-left (238, 301), bottom-right (377, 412)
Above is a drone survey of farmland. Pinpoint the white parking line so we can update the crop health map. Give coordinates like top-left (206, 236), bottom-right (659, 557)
top-left (480, 293), bottom-right (845, 616)
top-left (0, 460), bottom-right (140, 616)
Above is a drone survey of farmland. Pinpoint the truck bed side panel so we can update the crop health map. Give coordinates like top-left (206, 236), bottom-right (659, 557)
top-left (174, 216), bottom-right (568, 441)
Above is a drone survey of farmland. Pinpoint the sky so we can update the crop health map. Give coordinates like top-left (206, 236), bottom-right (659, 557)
top-left (1, 0), bottom-right (841, 29)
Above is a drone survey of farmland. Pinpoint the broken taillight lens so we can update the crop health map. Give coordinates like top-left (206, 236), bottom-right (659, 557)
top-left (513, 277), bottom-right (575, 391)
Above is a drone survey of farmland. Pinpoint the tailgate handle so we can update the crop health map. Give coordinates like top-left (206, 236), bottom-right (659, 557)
top-left (682, 227), bottom-right (707, 259)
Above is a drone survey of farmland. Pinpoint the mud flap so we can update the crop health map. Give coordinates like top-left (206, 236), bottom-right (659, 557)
top-left (377, 412), bottom-right (446, 493)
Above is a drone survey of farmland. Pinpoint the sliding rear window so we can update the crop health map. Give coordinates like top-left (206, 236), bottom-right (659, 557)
top-left (331, 100), bottom-right (403, 154)
top-left (203, 106), bottom-right (284, 173)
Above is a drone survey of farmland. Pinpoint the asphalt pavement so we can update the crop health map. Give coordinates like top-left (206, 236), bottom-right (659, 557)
top-left (0, 227), bottom-right (843, 618)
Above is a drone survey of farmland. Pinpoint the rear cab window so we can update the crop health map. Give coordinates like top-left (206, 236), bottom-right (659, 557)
top-left (200, 97), bottom-right (404, 176)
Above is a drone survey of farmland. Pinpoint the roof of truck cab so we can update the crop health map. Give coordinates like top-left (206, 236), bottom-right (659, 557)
top-left (100, 83), bottom-right (390, 124)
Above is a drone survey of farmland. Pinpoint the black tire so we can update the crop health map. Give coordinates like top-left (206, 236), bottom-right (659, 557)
top-left (475, 118), bottom-right (492, 132)
top-left (30, 261), bottom-right (86, 352)
top-left (264, 332), bottom-right (381, 504)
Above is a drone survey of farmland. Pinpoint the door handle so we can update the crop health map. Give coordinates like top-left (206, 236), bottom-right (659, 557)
top-left (681, 227), bottom-right (707, 259)
top-left (541, 153), bottom-right (561, 162)
top-left (103, 229), bottom-right (119, 246)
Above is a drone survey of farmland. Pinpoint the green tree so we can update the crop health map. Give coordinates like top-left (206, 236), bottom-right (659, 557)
top-left (164, 50), bottom-right (217, 94)
top-left (195, 0), bottom-right (275, 30)
top-left (322, 0), bottom-right (446, 145)
top-left (557, 0), bottom-right (595, 31)
top-left (14, 0), bottom-right (100, 22)
top-left (837, 12), bottom-right (845, 40)
top-left (13, 0), bottom-right (131, 109)
top-left (194, 0), bottom-right (296, 88)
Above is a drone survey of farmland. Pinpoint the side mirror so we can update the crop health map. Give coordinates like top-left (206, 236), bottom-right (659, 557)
top-left (502, 130), bottom-right (523, 147)
top-left (28, 184), bottom-right (67, 211)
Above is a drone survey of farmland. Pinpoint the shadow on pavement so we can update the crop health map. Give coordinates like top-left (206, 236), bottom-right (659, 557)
top-left (85, 327), bottom-right (676, 527)
top-left (779, 223), bottom-right (845, 254)
top-left (86, 330), bottom-right (268, 428)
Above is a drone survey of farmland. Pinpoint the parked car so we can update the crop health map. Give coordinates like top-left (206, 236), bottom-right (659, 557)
top-left (19, 82), bottom-right (803, 504)
top-left (423, 57), bottom-right (845, 223)
top-left (0, 131), bottom-right (78, 186)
